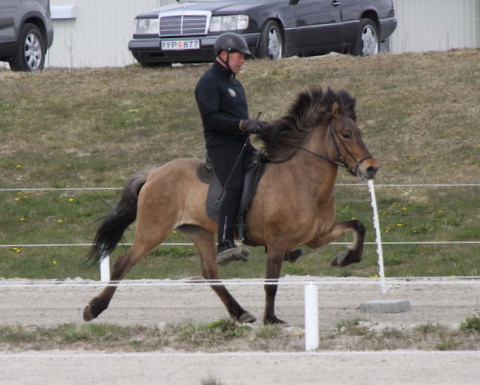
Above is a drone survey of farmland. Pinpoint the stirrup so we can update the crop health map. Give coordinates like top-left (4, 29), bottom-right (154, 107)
top-left (217, 246), bottom-right (250, 266)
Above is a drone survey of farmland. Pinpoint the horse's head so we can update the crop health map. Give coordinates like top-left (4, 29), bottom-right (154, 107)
top-left (259, 87), bottom-right (379, 180)
top-left (328, 100), bottom-right (379, 180)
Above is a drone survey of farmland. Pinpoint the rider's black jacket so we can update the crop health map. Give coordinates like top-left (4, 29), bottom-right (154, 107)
top-left (195, 60), bottom-right (249, 149)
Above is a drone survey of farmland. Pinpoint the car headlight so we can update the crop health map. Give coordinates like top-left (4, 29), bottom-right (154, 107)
top-left (133, 18), bottom-right (159, 35)
top-left (209, 15), bottom-right (249, 32)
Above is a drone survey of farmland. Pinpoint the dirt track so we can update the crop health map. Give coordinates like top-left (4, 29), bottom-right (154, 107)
top-left (1, 276), bottom-right (480, 385)
top-left (1, 276), bottom-right (479, 329)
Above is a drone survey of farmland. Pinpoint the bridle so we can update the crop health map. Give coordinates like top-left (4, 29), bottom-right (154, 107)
top-left (297, 121), bottom-right (372, 176)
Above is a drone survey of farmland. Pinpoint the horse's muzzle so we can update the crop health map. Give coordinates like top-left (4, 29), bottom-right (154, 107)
top-left (356, 158), bottom-right (379, 180)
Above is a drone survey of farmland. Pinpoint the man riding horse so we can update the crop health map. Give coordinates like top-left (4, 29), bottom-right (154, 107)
top-left (194, 32), bottom-right (302, 265)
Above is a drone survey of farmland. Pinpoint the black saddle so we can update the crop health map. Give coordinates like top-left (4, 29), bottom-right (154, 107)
top-left (196, 151), bottom-right (266, 241)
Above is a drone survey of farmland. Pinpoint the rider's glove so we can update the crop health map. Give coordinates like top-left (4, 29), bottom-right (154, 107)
top-left (239, 119), bottom-right (272, 134)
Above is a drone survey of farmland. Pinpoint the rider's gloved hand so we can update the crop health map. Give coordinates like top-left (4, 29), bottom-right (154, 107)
top-left (239, 119), bottom-right (272, 134)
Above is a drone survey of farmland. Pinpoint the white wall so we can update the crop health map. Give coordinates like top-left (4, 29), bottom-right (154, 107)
top-left (43, 0), bottom-right (480, 68)
top-left (390, 0), bottom-right (480, 53)
top-left (47, 0), bottom-right (172, 67)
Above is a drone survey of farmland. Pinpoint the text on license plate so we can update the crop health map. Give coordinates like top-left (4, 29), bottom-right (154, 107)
top-left (161, 40), bottom-right (200, 50)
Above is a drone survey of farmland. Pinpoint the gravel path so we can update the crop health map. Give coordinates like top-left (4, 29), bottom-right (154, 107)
top-left (1, 276), bottom-right (480, 385)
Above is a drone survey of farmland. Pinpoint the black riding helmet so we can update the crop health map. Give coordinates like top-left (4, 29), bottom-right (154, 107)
top-left (214, 32), bottom-right (252, 57)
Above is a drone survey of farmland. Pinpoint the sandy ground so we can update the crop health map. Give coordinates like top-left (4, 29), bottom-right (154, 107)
top-left (1, 276), bottom-right (480, 385)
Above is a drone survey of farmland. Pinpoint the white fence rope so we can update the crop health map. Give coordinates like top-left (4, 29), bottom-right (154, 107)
top-left (2, 350), bottom-right (480, 359)
top-left (2, 241), bottom-right (480, 249)
top-left (2, 277), bottom-right (480, 288)
top-left (1, 183), bottom-right (480, 192)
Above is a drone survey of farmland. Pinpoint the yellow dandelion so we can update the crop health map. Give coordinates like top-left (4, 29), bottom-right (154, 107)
top-left (19, 217), bottom-right (26, 221)
top-left (15, 165), bottom-right (22, 168)
top-left (14, 197), bottom-right (20, 202)
top-left (396, 223), bottom-right (404, 227)
top-left (57, 219), bottom-right (64, 223)
top-left (68, 198), bottom-right (75, 202)
top-left (52, 260), bottom-right (58, 265)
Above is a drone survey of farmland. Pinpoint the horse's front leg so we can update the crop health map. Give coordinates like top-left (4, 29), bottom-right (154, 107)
top-left (312, 219), bottom-right (366, 267)
top-left (263, 246), bottom-right (288, 325)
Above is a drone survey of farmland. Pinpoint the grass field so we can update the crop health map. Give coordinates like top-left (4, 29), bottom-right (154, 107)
top-left (0, 49), bottom-right (479, 280)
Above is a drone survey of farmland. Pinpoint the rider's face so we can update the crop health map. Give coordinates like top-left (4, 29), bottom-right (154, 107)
top-left (218, 51), bottom-right (246, 74)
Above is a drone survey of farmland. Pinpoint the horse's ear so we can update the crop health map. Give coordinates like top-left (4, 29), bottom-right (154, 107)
top-left (331, 102), bottom-right (340, 120)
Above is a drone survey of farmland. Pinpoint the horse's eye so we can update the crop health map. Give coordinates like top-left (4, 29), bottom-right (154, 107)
top-left (341, 133), bottom-right (351, 140)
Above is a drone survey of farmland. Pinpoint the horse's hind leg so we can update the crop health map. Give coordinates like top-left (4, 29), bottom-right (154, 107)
top-left (83, 240), bottom-right (158, 321)
top-left (328, 220), bottom-right (366, 267)
top-left (179, 225), bottom-right (256, 324)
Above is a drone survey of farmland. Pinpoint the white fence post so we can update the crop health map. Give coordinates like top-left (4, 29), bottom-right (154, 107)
top-left (304, 282), bottom-right (319, 351)
top-left (368, 180), bottom-right (387, 294)
top-left (100, 255), bottom-right (110, 282)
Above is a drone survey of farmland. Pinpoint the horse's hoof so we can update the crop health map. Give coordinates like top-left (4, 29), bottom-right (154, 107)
top-left (331, 249), bottom-right (361, 267)
top-left (331, 250), bottom-right (348, 266)
top-left (264, 316), bottom-right (288, 326)
top-left (83, 305), bottom-right (96, 322)
top-left (238, 312), bottom-right (256, 324)
top-left (83, 299), bottom-right (106, 321)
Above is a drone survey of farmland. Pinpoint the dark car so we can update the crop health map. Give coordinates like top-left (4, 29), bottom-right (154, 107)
top-left (128, 0), bottom-right (397, 66)
top-left (0, 0), bottom-right (54, 71)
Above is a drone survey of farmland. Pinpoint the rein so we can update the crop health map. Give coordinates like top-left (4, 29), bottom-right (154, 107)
top-left (297, 123), bottom-right (372, 175)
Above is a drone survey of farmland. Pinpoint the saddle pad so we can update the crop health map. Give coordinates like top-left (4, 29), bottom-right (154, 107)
top-left (195, 154), bottom-right (265, 223)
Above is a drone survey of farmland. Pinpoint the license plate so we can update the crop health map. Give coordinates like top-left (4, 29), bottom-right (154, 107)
top-left (161, 40), bottom-right (200, 50)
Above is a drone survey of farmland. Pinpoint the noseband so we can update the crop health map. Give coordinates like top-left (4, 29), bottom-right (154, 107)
top-left (298, 122), bottom-right (372, 175)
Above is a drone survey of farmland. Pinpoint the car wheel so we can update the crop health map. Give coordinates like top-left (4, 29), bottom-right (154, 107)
top-left (352, 19), bottom-right (379, 56)
top-left (9, 23), bottom-right (46, 72)
top-left (257, 20), bottom-right (283, 60)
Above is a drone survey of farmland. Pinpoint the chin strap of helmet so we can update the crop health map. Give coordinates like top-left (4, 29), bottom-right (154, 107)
top-left (217, 50), bottom-right (234, 76)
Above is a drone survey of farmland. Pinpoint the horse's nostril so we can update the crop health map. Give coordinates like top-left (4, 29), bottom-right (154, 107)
top-left (366, 166), bottom-right (378, 178)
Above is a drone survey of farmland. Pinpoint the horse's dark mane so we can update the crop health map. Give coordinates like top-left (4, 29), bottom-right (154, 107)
top-left (259, 87), bottom-right (356, 162)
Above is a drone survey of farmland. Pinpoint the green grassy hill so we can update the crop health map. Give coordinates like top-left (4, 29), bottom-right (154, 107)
top-left (1, 49), bottom-right (479, 279)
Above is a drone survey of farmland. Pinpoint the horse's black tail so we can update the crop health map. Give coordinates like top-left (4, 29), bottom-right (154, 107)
top-left (86, 172), bottom-right (148, 264)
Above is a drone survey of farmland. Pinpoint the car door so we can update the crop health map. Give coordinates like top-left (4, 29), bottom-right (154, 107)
top-left (292, 0), bottom-right (343, 54)
top-left (338, 0), bottom-right (362, 43)
top-left (0, 0), bottom-right (18, 44)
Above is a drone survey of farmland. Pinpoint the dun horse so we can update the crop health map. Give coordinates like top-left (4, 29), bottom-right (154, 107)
top-left (83, 87), bottom-right (379, 325)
